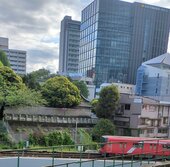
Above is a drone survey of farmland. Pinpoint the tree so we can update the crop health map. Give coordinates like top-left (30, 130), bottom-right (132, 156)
top-left (41, 76), bottom-right (81, 108)
top-left (0, 61), bottom-right (3, 67)
top-left (0, 66), bottom-right (46, 108)
top-left (22, 68), bottom-right (52, 90)
top-left (22, 73), bottom-right (40, 90)
top-left (90, 98), bottom-right (98, 114)
top-left (96, 85), bottom-right (120, 119)
top-left (92, 119), bottom-right (115, 142)
top-left (0, 66), bottom-right (24, 90)
top-left (5, 87), bottom-right (46, 106)
top-left (73, 80), bottom-right (89, 98)
top-left (0, 50), bottom-right (10, 67)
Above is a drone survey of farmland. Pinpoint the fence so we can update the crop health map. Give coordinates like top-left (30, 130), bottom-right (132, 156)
top-left (0, 139), bottom-right (170, 167)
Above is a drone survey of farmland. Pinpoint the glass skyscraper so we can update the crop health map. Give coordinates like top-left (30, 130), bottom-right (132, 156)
top-left (78, 0), bottom-right (170, 88)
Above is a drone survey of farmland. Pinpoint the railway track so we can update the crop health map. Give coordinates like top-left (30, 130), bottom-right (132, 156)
top-left (0, 150), bottom-right (103, 159)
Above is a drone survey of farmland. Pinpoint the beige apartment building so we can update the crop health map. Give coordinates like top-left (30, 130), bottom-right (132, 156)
top-left (114, 94), bottom-right (170, 138)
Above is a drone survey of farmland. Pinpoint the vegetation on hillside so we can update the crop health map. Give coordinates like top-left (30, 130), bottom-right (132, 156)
top-left (92, 119), bottom-right (115, 142)
top-left (0, 66), bottom-right (46, 107)
top-left (29, 130), bottom-right (74, 146)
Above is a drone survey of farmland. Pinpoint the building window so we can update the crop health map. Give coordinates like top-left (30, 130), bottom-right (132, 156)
top-left (147, 129), bottom-right (154, 133)
top-left (125, 104), bottom-right (131, 110)
top-left (166, 89), bottom-right (168, 94)
top-left (158, 129), bottom-right (167, 134)
top-left (155, 88), bottom-right (158, 94)
top-left (140, 129), bottom-right (144, 134)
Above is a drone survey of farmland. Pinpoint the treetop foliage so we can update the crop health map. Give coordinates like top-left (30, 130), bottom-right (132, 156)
top-left (73, 80), bottom-right (89, 98)
top-left (22, 68), bottom-right (57, 90)
top-left (0, 50), bottom-right (10, 67)
top-left (41, 76), bottom-right (81, 108)
top-left (0, 66), bottom-right (24, 89)
top-left (0, 66), bottom-right (46, 106)
top-left (96, 85), bottom-right (120, 119)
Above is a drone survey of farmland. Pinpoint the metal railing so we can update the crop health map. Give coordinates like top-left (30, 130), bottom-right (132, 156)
top-left (0, 140), bottom-right (170, 167)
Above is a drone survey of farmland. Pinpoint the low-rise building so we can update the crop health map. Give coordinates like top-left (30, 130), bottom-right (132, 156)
top-left (115, 94), bottom-right (170, 138)
top-left (96, 82), bottom-right (135, 98)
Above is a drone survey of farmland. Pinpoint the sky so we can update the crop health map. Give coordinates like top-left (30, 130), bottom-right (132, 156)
top-left (0, 0), bottom-right (169, 74)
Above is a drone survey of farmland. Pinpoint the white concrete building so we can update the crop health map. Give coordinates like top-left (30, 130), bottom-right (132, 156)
top-left (3, 49), bottom-right (26, 75)
top-left (97, 82), bottom-right (135, 96)
top-left (0, 37), bottom-right (26, 75)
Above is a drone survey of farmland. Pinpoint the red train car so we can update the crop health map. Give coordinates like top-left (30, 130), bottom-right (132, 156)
top-left (99, 136), bottom-right (170, 156)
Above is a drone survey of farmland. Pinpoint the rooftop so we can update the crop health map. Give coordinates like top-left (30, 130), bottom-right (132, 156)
top-left (142, 53), bottom-right (170, 69)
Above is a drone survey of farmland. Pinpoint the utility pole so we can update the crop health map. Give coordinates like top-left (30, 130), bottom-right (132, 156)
top-left (75, 120), bottom-right (78, 144)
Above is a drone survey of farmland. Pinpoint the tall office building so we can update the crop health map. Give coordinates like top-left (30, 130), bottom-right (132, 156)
top-left (0, 37), bottom-right (26, 75)
top-left (79, 0), bottom-right (170, 88)
top-left (59, 16), bottom-right (80, 75)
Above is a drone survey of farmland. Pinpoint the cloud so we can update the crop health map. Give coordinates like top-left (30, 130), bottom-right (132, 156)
top-left (0, 0), bottom-right (169, 74)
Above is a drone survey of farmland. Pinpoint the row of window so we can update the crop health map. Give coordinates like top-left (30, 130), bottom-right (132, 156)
top-left (82, 1), bottom-right (98, 22)
top-left (81, 22), bottom-right (98, 38)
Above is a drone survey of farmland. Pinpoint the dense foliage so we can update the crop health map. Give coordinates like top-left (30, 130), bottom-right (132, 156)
top-left (41, 76), bottom-right (81, 108)
top-left (4, 88), bottom-right (46, 106)
top-left (90, 99), bottom-right (98, 114)
top-left (0, 61), bottom-right (3, 67)
top-left (22, 68), bottom-right (53, 90)
top-left (96, 85), bottom-right (120, 119)
top-left (0, 66), bottom-right (46, 106)
top-left (0, 66), bottom-right (24, 89)
top-left (0, 50), bottom-right (10, 67)
top-left (73, 80), bottom-right (89, 98)
top-left (92, 119), bottom-right (115, 142)
top-left (29, 130), bottom-right (74, 146)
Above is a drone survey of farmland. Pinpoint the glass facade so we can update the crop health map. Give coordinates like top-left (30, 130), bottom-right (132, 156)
top-left (79, 0), bottom-right (170, 88)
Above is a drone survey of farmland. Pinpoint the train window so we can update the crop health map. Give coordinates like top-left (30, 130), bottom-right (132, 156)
top-left (133, 142), bottom-right (144, 148)
top-left (100, 137), bottom-right (108, 147)
top-left (163, 144), bottom-right (170, 149)
top-left (119, 143), bottom-right (126, 148)
top-left (153, 144), bottom-right (157, 150)
top-left (150, 144), bottom-right (152, 149)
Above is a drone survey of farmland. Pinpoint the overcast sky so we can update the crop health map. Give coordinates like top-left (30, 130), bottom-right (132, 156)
top-left (0, 0), bottom-right (169, 73)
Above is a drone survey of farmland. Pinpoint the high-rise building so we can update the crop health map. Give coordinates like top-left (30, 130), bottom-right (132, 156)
top-left (59, 16), bottom-right (80, 75)
top-left (0, 37), bottom-right (8, 49)
top-left (0, 37), bottom-right (26, 75)
top-left (78, 0), bottom-right (170, 88)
